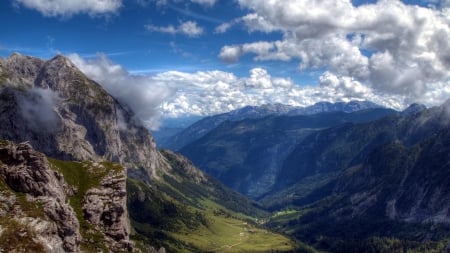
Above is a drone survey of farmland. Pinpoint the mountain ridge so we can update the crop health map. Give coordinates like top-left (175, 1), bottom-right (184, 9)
top-left (162, 100), bottom-right (386, 150)
top-left (179, 108), bottom-right (398, 199)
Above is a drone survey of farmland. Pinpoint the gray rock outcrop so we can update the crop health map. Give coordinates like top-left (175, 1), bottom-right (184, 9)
top-left (83, 165), bottom-right (132, 251)
top-left (0, 140), bottom-right (133, 252)
top-left (0, 140), bottom-right (80, 252)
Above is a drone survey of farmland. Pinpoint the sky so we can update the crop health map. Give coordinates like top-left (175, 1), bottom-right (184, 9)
top-left (1, 0), bottom-right (450, 129)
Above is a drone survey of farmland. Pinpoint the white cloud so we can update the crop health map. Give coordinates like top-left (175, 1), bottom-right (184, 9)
top-left (145, 21), bottom-right (204, 37)
top-left (244, 68), bottom-right (274, 89)
top-left (178, 21), bottom-right (204, 37)
top-left (214, 13), bottom-right (276, 34)
top-left (218, 45), bottom-right (242, 63)
top-left (14, 0), bottom-right (122, 17)
top-left (215, 22), bottom-right (234, 33)
top-left (68, 53), bottom-right (175, 130)
top-left (218, 0), bottom-right (450, 107)
top-left (190, 0), bottom-right (216, 7)
top-left (241, 13), bottom-right (277, 33)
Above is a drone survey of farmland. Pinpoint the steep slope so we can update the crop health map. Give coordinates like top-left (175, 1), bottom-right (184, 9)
top-left (0, 53), bottom-right (161, 175)
top-left (264, 100), bottom-right (448, 209)
top-left (179, 108), bottom-right (397, 199)
top-left (0, 140), bottom-right (131, 252)
top-left (164, 101), bottom-right (383, 150)
top-left (265, 101), bottom-right (450, 252)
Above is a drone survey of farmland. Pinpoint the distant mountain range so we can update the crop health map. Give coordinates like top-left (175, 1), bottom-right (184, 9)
top-left (160, 100), bottom-right (384, 150)
top-left (179, 107), bottom-right (398, 199)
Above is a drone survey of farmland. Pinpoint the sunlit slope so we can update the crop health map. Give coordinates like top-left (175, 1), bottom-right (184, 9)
top-left (127, 151), bottom-right (307, 252)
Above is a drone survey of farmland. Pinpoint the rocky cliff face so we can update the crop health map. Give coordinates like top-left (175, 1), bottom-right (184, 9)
top-left (0, 140), bottom-right (79, 252)
top-left (83, 165), bottom-right (131, 251)
top-left (0, 53), bottom-right (162, 177)
top-left (0, 140), bottom-right (132, 252)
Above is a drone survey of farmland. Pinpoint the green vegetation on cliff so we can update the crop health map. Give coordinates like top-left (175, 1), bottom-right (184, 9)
top-left (49, 159), bottom-right (125, 252)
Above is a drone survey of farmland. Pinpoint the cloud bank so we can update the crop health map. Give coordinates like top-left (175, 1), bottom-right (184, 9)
top-left (13, 0), bottom-right (122, 17)
top-left (218, 0), bottom-right (450, 107)
top-left (155, 67), bottom-right (408, 117)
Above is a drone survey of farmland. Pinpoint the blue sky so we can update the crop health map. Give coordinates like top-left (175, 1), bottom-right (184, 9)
top-left (1, 0), bottom-right (449, 129)
top-left (1, 1), bottom-right (287, 77)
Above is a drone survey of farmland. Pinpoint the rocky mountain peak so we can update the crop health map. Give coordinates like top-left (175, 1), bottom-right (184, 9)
top-left (0, 54), bottom-right (163, 178)
top-left (3, 53), bottom-right (45, 88)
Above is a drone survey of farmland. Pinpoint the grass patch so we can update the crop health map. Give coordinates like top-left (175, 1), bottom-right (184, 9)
top-left (0, 219), bottom-right (46, 252)
top-left (171, 211), bottom-right (298, 253)
top-left (128, 178), bottom-right (301, 253)
top-left (49, 158), bottom-right (123, 252)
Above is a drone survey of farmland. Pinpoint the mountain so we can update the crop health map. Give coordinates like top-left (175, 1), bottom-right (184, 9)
top-left (163, 100), bottom-right (383, 150)
top-left (264, 100), bottom-right (447, 208)
top-left (179, 108), bottom-right (397, 199)
top-left (0, 54), bottom-right (300, 252)
top-left (263, 100), bottom-right (450, 252)
top-left (0, 53), bottom-right (161, 175)
top-left (286, 100), bottom-right (383, 116)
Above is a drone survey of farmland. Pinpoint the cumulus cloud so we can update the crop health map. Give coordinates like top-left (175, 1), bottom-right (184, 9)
top-left (13, 0), bottom-right (122, 17)
top-left (218, 45), bottom-right (242, 63)
top-left (68, 53), bottom-right (175, 130)
top-left (217, 0), bottom-right (450, 107)
top-left (145, 21), bottom-right (204, 37)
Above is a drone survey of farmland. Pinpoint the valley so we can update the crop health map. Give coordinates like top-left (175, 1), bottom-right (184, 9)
top-left (0, 53), bottom-right (449, 252)
top-left (169, 98), bottom-right (450, 252)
